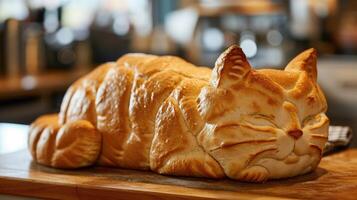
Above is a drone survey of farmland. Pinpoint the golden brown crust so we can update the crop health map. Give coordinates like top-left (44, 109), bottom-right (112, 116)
top-left (29, 46), bottom-right (329, 182)
top-left (150, 97), bottom-right (224, 178)
top-left (29, 114), bottom-right (59, 164)
top-left (285, 48), bottom-right (317, 81)
top-left (28, 114), bottom-right (101, 168)
top-left (124, 70), bottom-right (184, 169)
top-left (96, 65), bottom-right (134, 166)
top-left (52, 120), bottom-right (101, 168)
top-left (211, 45), bottom-right (250, 88)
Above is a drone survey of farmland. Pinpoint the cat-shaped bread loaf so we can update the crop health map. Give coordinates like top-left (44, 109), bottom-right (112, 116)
top-left (28, 45), bottom-right (329, 182)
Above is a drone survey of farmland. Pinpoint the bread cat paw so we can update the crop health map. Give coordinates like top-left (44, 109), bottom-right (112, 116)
top-left (239, 166), bottom-right (269, 183)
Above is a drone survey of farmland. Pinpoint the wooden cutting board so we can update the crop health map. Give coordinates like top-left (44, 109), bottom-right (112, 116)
top-left (0, 149), bottom-right (357, 200)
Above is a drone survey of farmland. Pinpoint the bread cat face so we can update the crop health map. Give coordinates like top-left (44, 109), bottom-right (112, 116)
top-left (198, 45), bottom-right (329, 181)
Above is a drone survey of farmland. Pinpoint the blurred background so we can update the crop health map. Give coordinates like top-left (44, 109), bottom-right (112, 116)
top-left (0, 0), bottom-right (356, 145)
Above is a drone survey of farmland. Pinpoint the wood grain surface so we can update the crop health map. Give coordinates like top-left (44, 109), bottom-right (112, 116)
top-left (0, 149), bottom-right (357, 200)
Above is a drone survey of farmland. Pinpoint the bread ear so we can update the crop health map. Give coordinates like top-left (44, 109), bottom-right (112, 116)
top-left (210, 45), bottom-right (251, 88)
top-left (285, 48), bottom-right (317, 81)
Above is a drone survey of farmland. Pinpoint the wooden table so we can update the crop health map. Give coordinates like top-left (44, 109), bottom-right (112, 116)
top-left (0, 148), bottom-right (357, 200)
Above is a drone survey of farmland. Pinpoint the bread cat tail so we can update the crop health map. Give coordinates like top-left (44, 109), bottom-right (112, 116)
top-left (28, 114), bottom-right (102, 168)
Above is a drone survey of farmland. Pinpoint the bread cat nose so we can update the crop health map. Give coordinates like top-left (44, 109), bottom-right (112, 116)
top-left (287, 129), bottom-right (303, 140)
